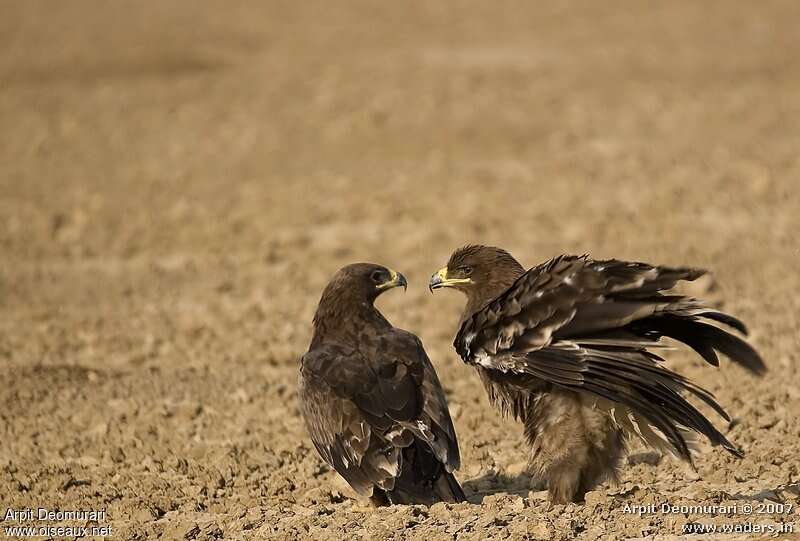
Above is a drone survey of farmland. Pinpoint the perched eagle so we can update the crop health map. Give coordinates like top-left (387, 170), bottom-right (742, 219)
top-left (429, 245), bottom-right (765, 504)
top-left (300, 263), bottom-right (465, 505)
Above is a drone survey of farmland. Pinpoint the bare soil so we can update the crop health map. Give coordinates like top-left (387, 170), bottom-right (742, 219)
top-left (1, 1), bottom-right (799, 539)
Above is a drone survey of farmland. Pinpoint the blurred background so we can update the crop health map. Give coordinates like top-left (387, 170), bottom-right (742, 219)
top-left (1, 1), bottom-right (798, 539)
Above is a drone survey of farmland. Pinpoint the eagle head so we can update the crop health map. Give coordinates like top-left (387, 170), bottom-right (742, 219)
top-left (429, 245), bottom-right (525, 318)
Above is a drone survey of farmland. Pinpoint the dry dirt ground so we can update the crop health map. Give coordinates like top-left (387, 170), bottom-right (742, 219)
top-left (1, 1), bottom-right (799, 540)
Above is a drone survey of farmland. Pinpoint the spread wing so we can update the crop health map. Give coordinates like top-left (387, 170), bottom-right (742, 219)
top-left (299, 334), bottom-right (459, 496)
top-left (455, 255), bottom-right (765, 461)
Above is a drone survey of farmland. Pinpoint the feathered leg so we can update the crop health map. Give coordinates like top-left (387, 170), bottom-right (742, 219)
top-left (524, 390), bottom-right (624, 503)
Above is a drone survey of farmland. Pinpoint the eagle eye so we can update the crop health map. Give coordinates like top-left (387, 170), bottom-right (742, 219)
top-left (460, 266), bottom-right (473, 276)
top-left (370, 270), bottom-right (384, 283)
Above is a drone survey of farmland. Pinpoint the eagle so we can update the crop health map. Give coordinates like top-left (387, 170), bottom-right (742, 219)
top-left (429, 245), bottom-right (765, 504)
top-left (299, 263), bottom-right (466, 505)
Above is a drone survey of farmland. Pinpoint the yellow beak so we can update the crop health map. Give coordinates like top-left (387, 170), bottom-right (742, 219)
top-left (376, 269), bottom-right (408, 291)
top-left (429, 267), bottom-right (471, 292)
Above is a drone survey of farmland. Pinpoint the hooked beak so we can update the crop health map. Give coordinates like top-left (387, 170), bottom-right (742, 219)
top-left (376, 269), bottom-right (408, 292)
top-left (429, 267), bottom-right (471, 292)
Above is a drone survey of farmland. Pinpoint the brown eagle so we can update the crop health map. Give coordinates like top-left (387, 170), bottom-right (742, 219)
top-left (300, 263), bottom-right (465, 505)
top-left (429, 245), bottom-right (765, 504)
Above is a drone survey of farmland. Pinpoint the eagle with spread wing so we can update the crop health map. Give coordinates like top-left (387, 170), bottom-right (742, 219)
top-left (300, 263), bottom-right (465, 505)
top-left (429, 245), bottom-right (765, 504)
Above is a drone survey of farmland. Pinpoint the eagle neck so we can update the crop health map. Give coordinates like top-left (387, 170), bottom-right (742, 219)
top-left (311, 298), bottom-right (390, 347)
top-left (460, 270), bottom-right (525, 327)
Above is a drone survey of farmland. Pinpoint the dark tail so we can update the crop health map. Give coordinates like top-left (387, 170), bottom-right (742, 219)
top-left (377, 440), bottom-right (466, 505)
top-left (433, 470), bottom-right (467, 503)
top-left (630, 312), bottom-right (766, 376)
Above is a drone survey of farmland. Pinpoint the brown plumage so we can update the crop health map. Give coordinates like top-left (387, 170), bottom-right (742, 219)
top-left (430, 245), bottom-right (765, 504)
top-left (300, 263), bottom-right (465, 505)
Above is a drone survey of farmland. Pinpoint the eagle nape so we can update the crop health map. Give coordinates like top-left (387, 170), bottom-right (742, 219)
top-left (431, 244), bottom-right (765, 504)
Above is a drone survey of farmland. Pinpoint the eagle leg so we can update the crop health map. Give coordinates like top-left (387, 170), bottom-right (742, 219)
top-left (524, 389), bottom-right (625, 504)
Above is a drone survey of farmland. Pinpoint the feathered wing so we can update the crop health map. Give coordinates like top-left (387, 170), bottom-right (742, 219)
top-left (455, 255), bottom-right (765, 462)
top-left (398, 331), bottom-right (461, 472)
top-left (300, 335), bottom-right (463, 503)
top-left (299, 345), bottom-right (417, 497)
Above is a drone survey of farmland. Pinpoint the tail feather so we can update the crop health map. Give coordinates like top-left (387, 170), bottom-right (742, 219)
top-left (434, 470), bottom-right (467, 503)
top-left (383, 470), bottom-right (466, 505)
top-left (382, 440), bottom-right (466, 505)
